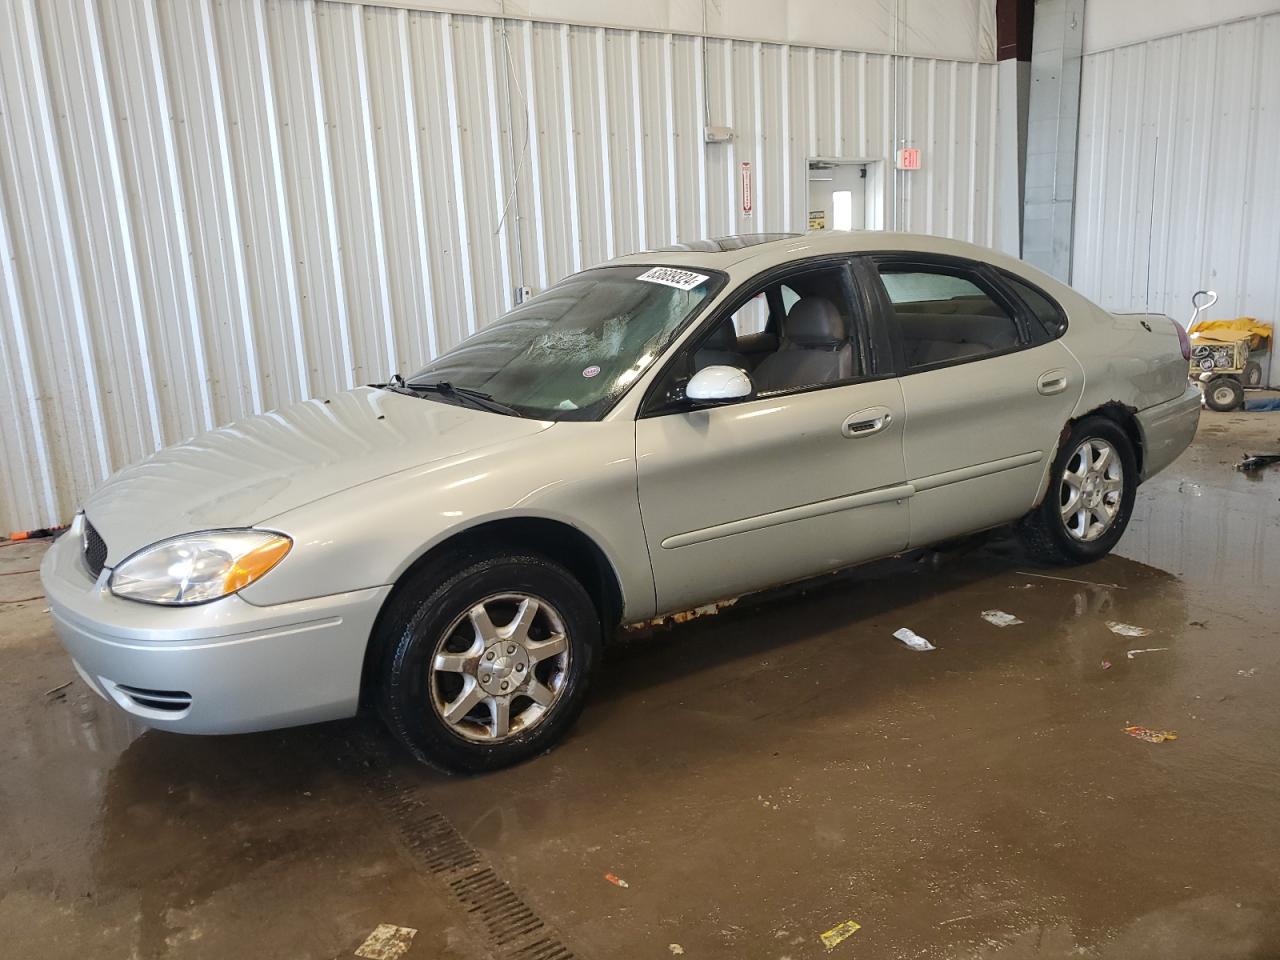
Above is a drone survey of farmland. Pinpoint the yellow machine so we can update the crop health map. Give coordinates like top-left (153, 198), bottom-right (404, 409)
top-left (1186, 291), bottom-right (1272, 411)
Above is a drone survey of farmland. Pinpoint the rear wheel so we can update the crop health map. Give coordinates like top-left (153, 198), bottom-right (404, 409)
top-left (1017, 417), bottom-right (1137, 565)
top-left (1243, 361), bottom-right (1263, 388)
top-left (1203, 376), bottom-right (1244, 412)
top-left (376, 552), bottom-right (600, 772)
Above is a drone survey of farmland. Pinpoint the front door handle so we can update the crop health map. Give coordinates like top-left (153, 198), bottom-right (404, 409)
top-left (842, 407), bottom-right (893, 438)
top-left (1037, 370), bottom-right (1069, 396)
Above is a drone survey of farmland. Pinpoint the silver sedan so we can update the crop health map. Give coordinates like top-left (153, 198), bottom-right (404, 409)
top-left (41, 232), bottom-right (1200, 771)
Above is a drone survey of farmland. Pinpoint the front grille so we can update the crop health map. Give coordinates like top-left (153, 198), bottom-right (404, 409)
top-left (114, 684), bottom-right (193, 712)
top-left (83, 519), bottom-right (107, 578)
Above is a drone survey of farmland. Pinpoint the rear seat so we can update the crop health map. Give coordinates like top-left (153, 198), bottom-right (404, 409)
top-left (894, 297), bottom-right (1007, 318)
top-left (897, 312), bottom-right (1018, 367)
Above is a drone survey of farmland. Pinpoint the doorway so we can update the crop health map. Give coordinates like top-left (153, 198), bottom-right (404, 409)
top-left (806, 159), bottom-right (884, 233)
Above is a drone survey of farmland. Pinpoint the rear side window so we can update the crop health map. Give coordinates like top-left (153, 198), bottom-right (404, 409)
top-left (1004, 274), bottom-right (1067, 338)
top-left (877, 266), bottom-right (1021, 370)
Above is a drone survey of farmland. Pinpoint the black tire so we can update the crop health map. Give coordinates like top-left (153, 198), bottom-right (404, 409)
top-left (1203, 376), bottom-right (1244, 412)
top-left (375, 552), bottom-right (600, 773)
top-left (1017, 416), bottom-right (1138, 565)
top-left (1243, 361), bottom-right (1263, 388)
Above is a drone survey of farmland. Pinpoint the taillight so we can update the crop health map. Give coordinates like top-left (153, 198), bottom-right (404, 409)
top-left (1173, 319), bottom-right (1191, 361)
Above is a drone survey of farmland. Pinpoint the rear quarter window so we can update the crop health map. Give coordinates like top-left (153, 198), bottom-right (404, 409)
top-left (1004, 274), bottom-right (1067, 339)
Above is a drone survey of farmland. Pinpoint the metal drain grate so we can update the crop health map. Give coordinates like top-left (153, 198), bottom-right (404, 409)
top-left (370, 768), bottom-right (578, 959)
top-left (510, 938), bottom-right (577, 960)
top-left (450, 868), bottom-right (546, 945)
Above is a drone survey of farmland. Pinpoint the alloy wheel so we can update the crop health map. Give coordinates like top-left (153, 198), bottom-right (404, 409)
top-left (429, 593), bottom-right (571, 742)
top-left (1059, 437), bottom-right (1124, 542)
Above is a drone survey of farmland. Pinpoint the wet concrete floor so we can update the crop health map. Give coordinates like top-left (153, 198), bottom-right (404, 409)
top-left (3, 406), bottom-right (1280, 959)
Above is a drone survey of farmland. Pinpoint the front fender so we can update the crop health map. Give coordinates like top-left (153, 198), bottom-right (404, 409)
top-left (236, 422), bottom-right (655, 620)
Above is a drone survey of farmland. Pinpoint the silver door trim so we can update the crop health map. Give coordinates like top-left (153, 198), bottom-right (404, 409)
top-left (911, 451), bottom-right (1044, 493)
top-left (660, 481), bottom-right (914, 549)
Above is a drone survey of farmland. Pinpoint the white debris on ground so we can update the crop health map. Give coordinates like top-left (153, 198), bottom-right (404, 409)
top-left (893, 627), bottom-right (935, 651)
top-left (1106, 621), bottom-right (1152, 638)
top-left (354, 924), bottom-right (418, 960)
top-left (981, 610), bottom-right (1023, 627)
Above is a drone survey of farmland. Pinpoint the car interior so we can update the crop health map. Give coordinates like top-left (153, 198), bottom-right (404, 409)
top-left (690, 264), bottom-right (857, 394)
top-left (881, 269), bottom-right (1021, 368)
top-left (683, 261), bottom-right (1027, 398)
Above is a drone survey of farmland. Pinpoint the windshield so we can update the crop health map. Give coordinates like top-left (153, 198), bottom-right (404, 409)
top-left (407, 265), bottom-right (722, 420)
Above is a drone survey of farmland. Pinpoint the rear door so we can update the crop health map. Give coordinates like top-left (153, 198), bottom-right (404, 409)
top-left (635, 258), bottom-right (909, 616)
top-left (859, 255), bottom-right (1084, 547)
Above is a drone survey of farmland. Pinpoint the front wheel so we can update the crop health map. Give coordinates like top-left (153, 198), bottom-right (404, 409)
top-left (1017, 417), bottom-right (1137, 564)
top-left (376, 552), bottom-right (600, 772)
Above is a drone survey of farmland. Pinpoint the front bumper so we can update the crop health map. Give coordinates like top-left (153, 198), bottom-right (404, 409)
top-left (1136, 384), bottom-right (1201, 481)
top-left (39, 521), bottom-right (391, 734)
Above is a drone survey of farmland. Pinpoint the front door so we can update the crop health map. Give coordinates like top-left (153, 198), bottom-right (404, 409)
top-left (635, 259), bottom-right (910, 616)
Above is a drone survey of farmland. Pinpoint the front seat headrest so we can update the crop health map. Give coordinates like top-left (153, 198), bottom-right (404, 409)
top-left (702, 321), bottom-right (738, 352)
top-left (784, 298), bottom-right (847, 346)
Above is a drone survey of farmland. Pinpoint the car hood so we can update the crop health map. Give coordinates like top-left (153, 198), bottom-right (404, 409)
top-left (83, 387), bottom-right (552, 565)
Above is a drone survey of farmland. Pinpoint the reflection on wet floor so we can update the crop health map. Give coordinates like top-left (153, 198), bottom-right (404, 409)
top-left (2, 413), bottom-right (1280, 959)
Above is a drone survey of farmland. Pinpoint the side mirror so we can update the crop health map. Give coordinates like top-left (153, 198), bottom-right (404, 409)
top-left (686, 365), bottom-right (754, 405)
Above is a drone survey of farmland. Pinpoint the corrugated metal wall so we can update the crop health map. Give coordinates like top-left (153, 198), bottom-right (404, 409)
top-left (0, 0), bottom-right (1000, 532)
top-left (1074, 12), bottom-right (1280, 379)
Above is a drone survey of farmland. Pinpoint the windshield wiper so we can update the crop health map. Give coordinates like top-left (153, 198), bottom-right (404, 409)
top-left (400, 380), bottom-right (525, 418)
top-left (377, 373), bottom-right (419, 397)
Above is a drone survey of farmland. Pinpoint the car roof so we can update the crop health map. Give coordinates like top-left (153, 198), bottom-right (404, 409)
top-left (605, 230), bottom-right (1030, 276)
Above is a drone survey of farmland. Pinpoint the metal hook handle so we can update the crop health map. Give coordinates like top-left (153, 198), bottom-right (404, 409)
top-left (1188, 289), bottom-right (1218, 327)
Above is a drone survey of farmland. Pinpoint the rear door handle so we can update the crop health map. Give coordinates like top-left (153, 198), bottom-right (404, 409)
top-left (842, 407), bottom-right (893, 438)
top-left (1037, 370), bottom-right (1069, 396)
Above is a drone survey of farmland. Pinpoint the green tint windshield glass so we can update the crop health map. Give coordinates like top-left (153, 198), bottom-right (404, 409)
top-left (408, 265), bottom-right (721, 420)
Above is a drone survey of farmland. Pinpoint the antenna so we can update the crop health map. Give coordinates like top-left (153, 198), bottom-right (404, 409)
top-left (1144, 135), bottom-right (1159, 314)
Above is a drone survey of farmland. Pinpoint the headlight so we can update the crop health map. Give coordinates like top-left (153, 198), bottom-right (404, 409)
top-left (110, 530), bottom-right (292, 605)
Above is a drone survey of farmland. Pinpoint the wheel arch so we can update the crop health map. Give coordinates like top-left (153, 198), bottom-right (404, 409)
top-left (1078, 401), bottom-right (1144, 478)
top-left (359, 516), bottom-right (625, 706)
top-left (1033, 401), bottom-right (1145, 509)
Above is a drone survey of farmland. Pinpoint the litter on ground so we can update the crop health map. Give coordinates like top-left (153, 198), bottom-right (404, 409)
top-left (1236, 452), bottom-right (1280, 472)
top-left (1126, 647), bottom-right (1169, 659)
top-left (893, 627), bottom-right (935, 652)
top-left (1101, 660), bottom-right (1112, 670)
top-left (981, 610), bottom-right (1023, 627)
top-left (1017, 570), bottom-right (1126, 589)
top-left (1124, 726), bottom-right (1178, 743)
top-left (1107, 621), bottom-right (1152, 638)
top-left (668, 946), bottom-right (685, 956)
top-left (1238, 667), bottom-right (1258, 678)
top-left (604, 873), bottom-right (629, 888)
top-left (354, 924), bottom-right (418, 960)
top-left (820, 919), bottom-right (862, 950)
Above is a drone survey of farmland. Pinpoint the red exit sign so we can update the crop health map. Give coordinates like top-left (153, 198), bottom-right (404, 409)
top-left (896, 147), bottom-right (921, 170)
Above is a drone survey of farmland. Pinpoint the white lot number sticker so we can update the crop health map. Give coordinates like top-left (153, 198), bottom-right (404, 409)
top-left (636, 267), bottom-right (709, 291)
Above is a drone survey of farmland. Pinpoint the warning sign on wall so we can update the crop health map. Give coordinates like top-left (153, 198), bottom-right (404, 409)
top-left (740, 161), bottom-right (753, 217)
top-left (808, 210), bottom-right (826, 230)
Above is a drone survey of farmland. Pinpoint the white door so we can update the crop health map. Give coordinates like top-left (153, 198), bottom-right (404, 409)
top-left (807, 160), bottom-right (867, 232)
top-left (636, 259), bottom-right (909, 616)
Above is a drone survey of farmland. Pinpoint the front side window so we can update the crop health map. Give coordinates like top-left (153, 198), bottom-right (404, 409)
top-left (878, 265), bottom-right (1021, 369)
top-left (407, 265), bottom-right (721, 420)
top-left (648, 261), bottom-right (862, 410)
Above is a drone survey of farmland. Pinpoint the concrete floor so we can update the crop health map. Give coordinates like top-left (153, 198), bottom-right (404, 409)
top-left (3, 404), bottom-right (1280, 960)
